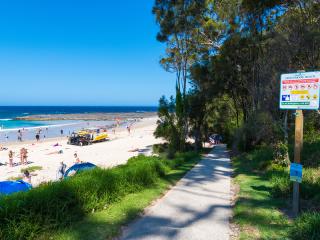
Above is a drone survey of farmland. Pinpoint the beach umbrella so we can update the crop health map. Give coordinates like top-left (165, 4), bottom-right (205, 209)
top-left (0, 180), bottom-right (32, 195)
top-left (64, 162), bottom-right (97, 178)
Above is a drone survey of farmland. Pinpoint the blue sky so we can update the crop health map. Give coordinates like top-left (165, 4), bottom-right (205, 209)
top-left (0, 0), bottom-right (174, 106)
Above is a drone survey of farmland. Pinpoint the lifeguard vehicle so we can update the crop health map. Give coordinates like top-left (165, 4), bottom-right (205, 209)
top-left (68, 128), bottom-right (109, 146)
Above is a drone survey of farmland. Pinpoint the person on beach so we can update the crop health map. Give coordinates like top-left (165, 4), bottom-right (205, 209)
top-left (23, 170), bottom-right (31, 183)
top-left (57, 161), bottom-right (67, 180)
top-left (126, 124), bottom-right (131, 135)
top-left (60, 129), bottom-right (64, 136)
top-left (20, 148), bottom-right (24, 165)
top-left (35, 134), bottom-right (40, 142)
top-left (8, 150), bottom-right (14, 167)
top-left (74, 153), bottom-right (80, 164)
top-left (18, 130), bottom-right (22, 142)
top-left (23, 148), bottom-right (28, 164)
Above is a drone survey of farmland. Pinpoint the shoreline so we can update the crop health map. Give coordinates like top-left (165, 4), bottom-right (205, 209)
top-left (0, 112), bottom-right (157, 143)
top-left (14, 112), bottom-right (157, 121)
top-left (0, 117), bottom-right (162, 186)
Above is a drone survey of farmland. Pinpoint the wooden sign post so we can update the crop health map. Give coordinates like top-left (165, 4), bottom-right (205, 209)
top-left (293, 109), bottom-right (303, 217)
top-left (280, 71), bottom-right (320, 217)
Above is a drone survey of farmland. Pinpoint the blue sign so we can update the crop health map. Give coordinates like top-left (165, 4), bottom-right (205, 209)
top-left (290, 163), bottom-right (303, 183)
top-left (282, 95), bottom-right (291, 101)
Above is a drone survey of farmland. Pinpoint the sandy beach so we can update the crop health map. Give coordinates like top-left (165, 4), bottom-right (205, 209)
top-left (0, 117), bottom-right (162, 186)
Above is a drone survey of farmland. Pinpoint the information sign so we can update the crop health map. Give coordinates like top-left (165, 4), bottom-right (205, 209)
top-left (290, 163), bottom-right (303, 183)
top-left (280, 72), bottom-right (320, 110)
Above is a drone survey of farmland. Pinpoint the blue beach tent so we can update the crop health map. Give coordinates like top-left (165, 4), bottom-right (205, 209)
top-left (0, 180), bottom-right (32, 195)
top-left (64, 162), bottom-right (97, 178)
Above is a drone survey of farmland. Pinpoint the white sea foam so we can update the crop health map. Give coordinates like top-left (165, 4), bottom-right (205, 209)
top-left (0, 122), bottom-right (81, 132)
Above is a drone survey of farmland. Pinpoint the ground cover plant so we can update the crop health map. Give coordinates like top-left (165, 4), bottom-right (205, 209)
top-left (20, 165), bottom-right (43, 173)
top-left (232, 147), bottom-right (291, 239)
top-left (0, 151), bottom-right (201, 240)
top-left (233, 140), bottom-right (320, 240)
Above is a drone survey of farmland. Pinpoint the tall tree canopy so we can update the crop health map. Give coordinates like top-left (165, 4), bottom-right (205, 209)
top-left (153, 0), bottom-right (320, 152)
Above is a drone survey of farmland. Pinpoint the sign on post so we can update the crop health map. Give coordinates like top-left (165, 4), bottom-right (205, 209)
top-left (280, 72), bottom-right (320, 110)
top-left (280, 71), bottom-right (320, 217)
top-left (290, 163), bottom-right (303, 183)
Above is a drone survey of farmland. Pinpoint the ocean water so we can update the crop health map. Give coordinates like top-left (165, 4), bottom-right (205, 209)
top-left (0, 106), bottom-right (157, 129)
top-left (0, 106), bottom-right (157, 143)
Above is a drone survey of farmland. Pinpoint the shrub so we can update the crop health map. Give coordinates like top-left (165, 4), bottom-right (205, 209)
top-left (270, 166), bottom-right (291, 198)
top-left (152, 143), bottom-right (168, 154)
top-left (291, 212), bottom-right (320, 240)
top-left (301, 140), bottom-right (320, 167)
top-left (247, 146), bottom-right (274, 171)
top-left (300, 168), bottom-right (320, 200)
top-left (272, 142), bottom-right (290, 166)
top-left (0, 155), bottom-right (170, 240)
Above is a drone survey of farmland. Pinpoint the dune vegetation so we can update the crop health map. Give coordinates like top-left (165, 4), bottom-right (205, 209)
top-left (0, 152), bottom-right (201, 240)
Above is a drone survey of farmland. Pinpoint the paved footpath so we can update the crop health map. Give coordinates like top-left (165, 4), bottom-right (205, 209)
top-left (121, 145), bottom-right (232, 240)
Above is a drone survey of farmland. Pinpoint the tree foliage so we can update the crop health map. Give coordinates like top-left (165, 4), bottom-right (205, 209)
top-left (153, 0), bottom-right (320, 152)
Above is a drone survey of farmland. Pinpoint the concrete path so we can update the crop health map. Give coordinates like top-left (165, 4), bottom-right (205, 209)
top-left (121, 145), bottom-right (232, 240)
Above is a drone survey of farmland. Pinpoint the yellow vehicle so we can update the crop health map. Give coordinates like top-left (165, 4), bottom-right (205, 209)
top-left (68, 128), bottom-right (109, 146)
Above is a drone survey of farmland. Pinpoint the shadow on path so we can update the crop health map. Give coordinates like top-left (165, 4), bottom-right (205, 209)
top-left (121, 145), bottom-right (232, 240)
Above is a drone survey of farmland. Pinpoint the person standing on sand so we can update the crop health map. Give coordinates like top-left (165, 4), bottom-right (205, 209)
top-left (8, 150), bottom-right (14, 167)
top-left (17, 130), bottom-right (22, 142)
top-left (20, 148), bottom-right (24, 165)
top-left (35, 133), bottom-right (40, 142)
top-left (126, 124), bottom-right (131, 135)
top-left (60, 129), bottom-right (64, 136)
top-left (23, 148), bottom-right (28, 165)
top-left (57, 161), bottom-right (67, 180)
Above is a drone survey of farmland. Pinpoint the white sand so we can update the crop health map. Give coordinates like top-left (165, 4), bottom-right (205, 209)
top-left (0, 117), bottom-right (163, 186)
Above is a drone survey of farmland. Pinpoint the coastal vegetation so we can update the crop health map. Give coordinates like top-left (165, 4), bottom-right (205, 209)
top-left (152, 0), bottom-right (320, 238)
top-left (20, 166), bottom-right (43, 173)
top-left (0, 151), bottom-right (201, 240)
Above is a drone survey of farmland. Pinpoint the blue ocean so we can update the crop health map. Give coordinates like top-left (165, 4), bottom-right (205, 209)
top-left (0, 106), bottom-right (157, 130)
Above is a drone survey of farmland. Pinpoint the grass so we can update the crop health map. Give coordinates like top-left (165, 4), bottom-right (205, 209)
top-left (7, 176), bottom-right (23, 181)
top-left (6, 166), bottom-right (43, 181)
top-left (0, 151), bottom-right (201, 240)
top-left (291, 212), bottom-right (320, 240)
top-left (232, 142), bottom-right (320, 239)
top-left (20, 165), bottom-right (43, 173)
top-left (46, 152), bottom-right (201, 240)
top-left (232, 148), bottom-right (291, 239)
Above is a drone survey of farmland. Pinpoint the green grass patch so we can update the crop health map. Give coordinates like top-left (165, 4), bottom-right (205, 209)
top-left (291, 212), bottom-right (320, 240)
top-left (233, 149), bottom-right (291, 239)
top-left (0, 151), bottom-right (201, 240)
top-left (7, 176), bottom-right (22, 181)
top-left (20, 165), bottom-right (43, 173)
